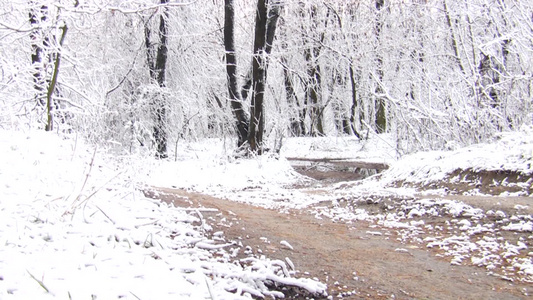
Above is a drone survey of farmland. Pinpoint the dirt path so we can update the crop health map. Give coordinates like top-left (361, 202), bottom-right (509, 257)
top-left (148, 187), bottom-right (529, 299)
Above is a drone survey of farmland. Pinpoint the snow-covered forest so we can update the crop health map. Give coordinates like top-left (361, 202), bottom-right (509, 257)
top-left (1, 0), bottom-right (533, 299)
top-left (1, 0), bottom-right (532, 156)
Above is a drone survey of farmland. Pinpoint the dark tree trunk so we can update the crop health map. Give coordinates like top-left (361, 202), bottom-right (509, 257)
top-left (154, 7), bottom-right (168, 87)
top-left (281, 56), bottom-right (302, 136)
top-left (44, 25), bottom-right (67, 131)
top-left (144, 18), bottom-right (156, 80)
top-left (374, 0), bottom-right (387, 134)
top-left (240, 2), bottom-right (280, 102)
top-left (29, 4), bottom-right (48, 107)
top-left (348, 65), bottom-right (362, 138)
top-left (301, 4), bottom-right (326, 137)
top-left (240, 69), bottom-right (253, 102)
top-left (478, 53), bottom-right (500, 107)
top-left (224, 0), bottom-right (249, 147)
top-left (443, 0), bottom-right (465, 74)
top-left (146, 0), bottom-right (169, 158)
top-left (224, 0), bottom-right (280, 153)
top-left (303, 43), bottom-right (324, 136)
top-left (240, 2), bottom-right (281, 104)
top-left (265, 2), bottom-right (281, 60)
top-left (306, 56), bottom-right (323, 136)
top-left (29, 3), bottom-right (66, 131)
top-left (248, 0), bottom-right (269, 153)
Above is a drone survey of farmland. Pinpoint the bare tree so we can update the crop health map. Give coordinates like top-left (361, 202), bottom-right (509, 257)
top-left (29, 2), bottom-right (48, 107)
top-left (374, 0), bottom-right (387, 134)
top-left (222, 0), bottom-right (280, 153)
top-left (28, 2), bottom-right (68, 131)
top-left (248, 0), bottom-right (269, 153)
top-left (224, 0), bottom-right (249, 148)
top-left (144, 0), bottom-right (169, 158)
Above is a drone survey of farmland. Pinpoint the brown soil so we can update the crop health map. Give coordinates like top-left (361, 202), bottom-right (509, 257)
top-left (396, 168), bottom-right (533, 197)
top-left (146, 187), bottom-right (531, 300)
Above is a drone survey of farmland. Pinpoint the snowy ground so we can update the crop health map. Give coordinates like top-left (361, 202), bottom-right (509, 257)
top-left (141, 126), bottom-right (533, 285)
top-left (1, 126), bottom-right (532, 298)
top-left (144, 126), bottom-right (533, 208)
top-left (0, 130), bottom-right (325, 299)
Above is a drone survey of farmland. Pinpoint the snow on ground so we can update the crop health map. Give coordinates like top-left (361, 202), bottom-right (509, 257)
top-left (0, 130), bottom-right (326, 299)
top-left (282, 134), bottom-right (399, 162)
top-left (139, 125), bottom-right (533, 210)
top-left (141, 126), bottom-right (533, 284)
top-left (381, 125), bottom-right (533, 186)
top-left (142, 134), bottom-right (399, 208)
top-left (2, 124), bottom-right (532, 298)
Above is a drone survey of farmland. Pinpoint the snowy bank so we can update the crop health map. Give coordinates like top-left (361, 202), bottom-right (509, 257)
top-left (0, 130), bottom-right (326, 299)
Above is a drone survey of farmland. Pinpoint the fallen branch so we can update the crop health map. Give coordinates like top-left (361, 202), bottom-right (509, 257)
top-left (286, 157), bottom-right (389, 170)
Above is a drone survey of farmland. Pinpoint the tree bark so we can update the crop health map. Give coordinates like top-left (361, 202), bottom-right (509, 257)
top-left (248, 0), bottom-right (269, 153)
top-left (348, 65), bottom-right (362, 138)
top-left (45, 25), bottom-right (67, 132)
top-left (301, 4), bottom-right (325, 136)
top-left (29, 3), bottom-right (48, 107)
top-left (443, 0), bottom-right (465, 74)
top-left (224, 0), bottom-right (249, 147)
top-left (306, 56), bottom-right (323, 136)
top-left (240, 2), bottom-right (280, 104)
top-left (144, 17), bottom-right (156, 80)
top-left (154, 3), bottom-right (168, 87)
top-left (265, 1), bottom-right (281, 62)
top-left (374, 0), bottom-right (387, 134)
top-left (151, 0), bottom-right (169, 158)
top-left (281, 56), bottom-right (302, 136)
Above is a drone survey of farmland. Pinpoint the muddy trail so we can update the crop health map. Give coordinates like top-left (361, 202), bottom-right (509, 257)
top-left (147, 186), bottom-right (531, 300)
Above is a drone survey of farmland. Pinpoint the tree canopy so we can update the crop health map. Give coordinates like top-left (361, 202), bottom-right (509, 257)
top-left (0, 0), bottom-right (531, 156)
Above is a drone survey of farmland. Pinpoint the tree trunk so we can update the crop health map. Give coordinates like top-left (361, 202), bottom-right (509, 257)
top-left (29, 3), bottom-right (48, 107)
top-left (151, 0), bottom-right (169, 158)
top-left (281, 56), bottom-right (302, 136)
top-left (240, 2), bottom-right (280, 103)
top-left (224, 0), bottom-right (249, 147)
top-left (348, 65), bottom-right (362, 138)
top-left (248, 0), bottom-right (269, 153)
top-left (45, 25), bottom-right (68, 132)
top-left (144, 17), bottom-right (156, 80)
top-left (307, 59), bottom-right (323, 136)
top-left (374, 0), bottom-right (387, 134)
top-left (301, 4), bottom-right (325, 137)
top-left (265, 1), bottom-right (281, 61)
top-left (443, 0), bottom-right (465, 74)
top-left (29, 3), bottom-right (66, 132)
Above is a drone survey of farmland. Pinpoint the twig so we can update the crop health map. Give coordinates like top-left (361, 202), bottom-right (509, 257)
top-left (95, 205), bottom-right (115, 224)
top-left (27, 270), bottom-right (50, 293)
top-left (105, 44), bottom-right (143, 98)
top-left (76, 170), bottom-right (122, 222)
top-left (194, 208), bottom-right (207, 233)
top-left (76, 147), bottom-right (98, 203)
top-left (361, 120), bottom-right (403, 158)
top-left (174, 111), bottom-right (200, 162)
top-left (205, 276), bottom-right (216, 300)
top-left (129, 291), bottom-right (142, 300)
top-left (144, 233), bottom-right (153, 248)
top-left (82, 171), bottom-right (123, 206)
top-left (54, 1), bottom-right (198, 15)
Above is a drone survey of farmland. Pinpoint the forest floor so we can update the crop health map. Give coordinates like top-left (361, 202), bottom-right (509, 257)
top-left (148, 165), bottom-right (532, 300)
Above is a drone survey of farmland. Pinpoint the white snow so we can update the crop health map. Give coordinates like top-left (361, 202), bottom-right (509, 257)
top-left (502, 221), bottom-right (533, 232)
top-left (380, 125), bottom-right (533, 186)
top-left (2, 123), bottom-right (533, 297)
top-left (280, 240), bottom-right (294, 250)
top-left (0, 130), bottom-right (327, 299)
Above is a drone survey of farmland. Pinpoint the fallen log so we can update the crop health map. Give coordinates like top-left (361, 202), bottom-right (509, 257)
top-left (286, 157), bottom-right (389, 170)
